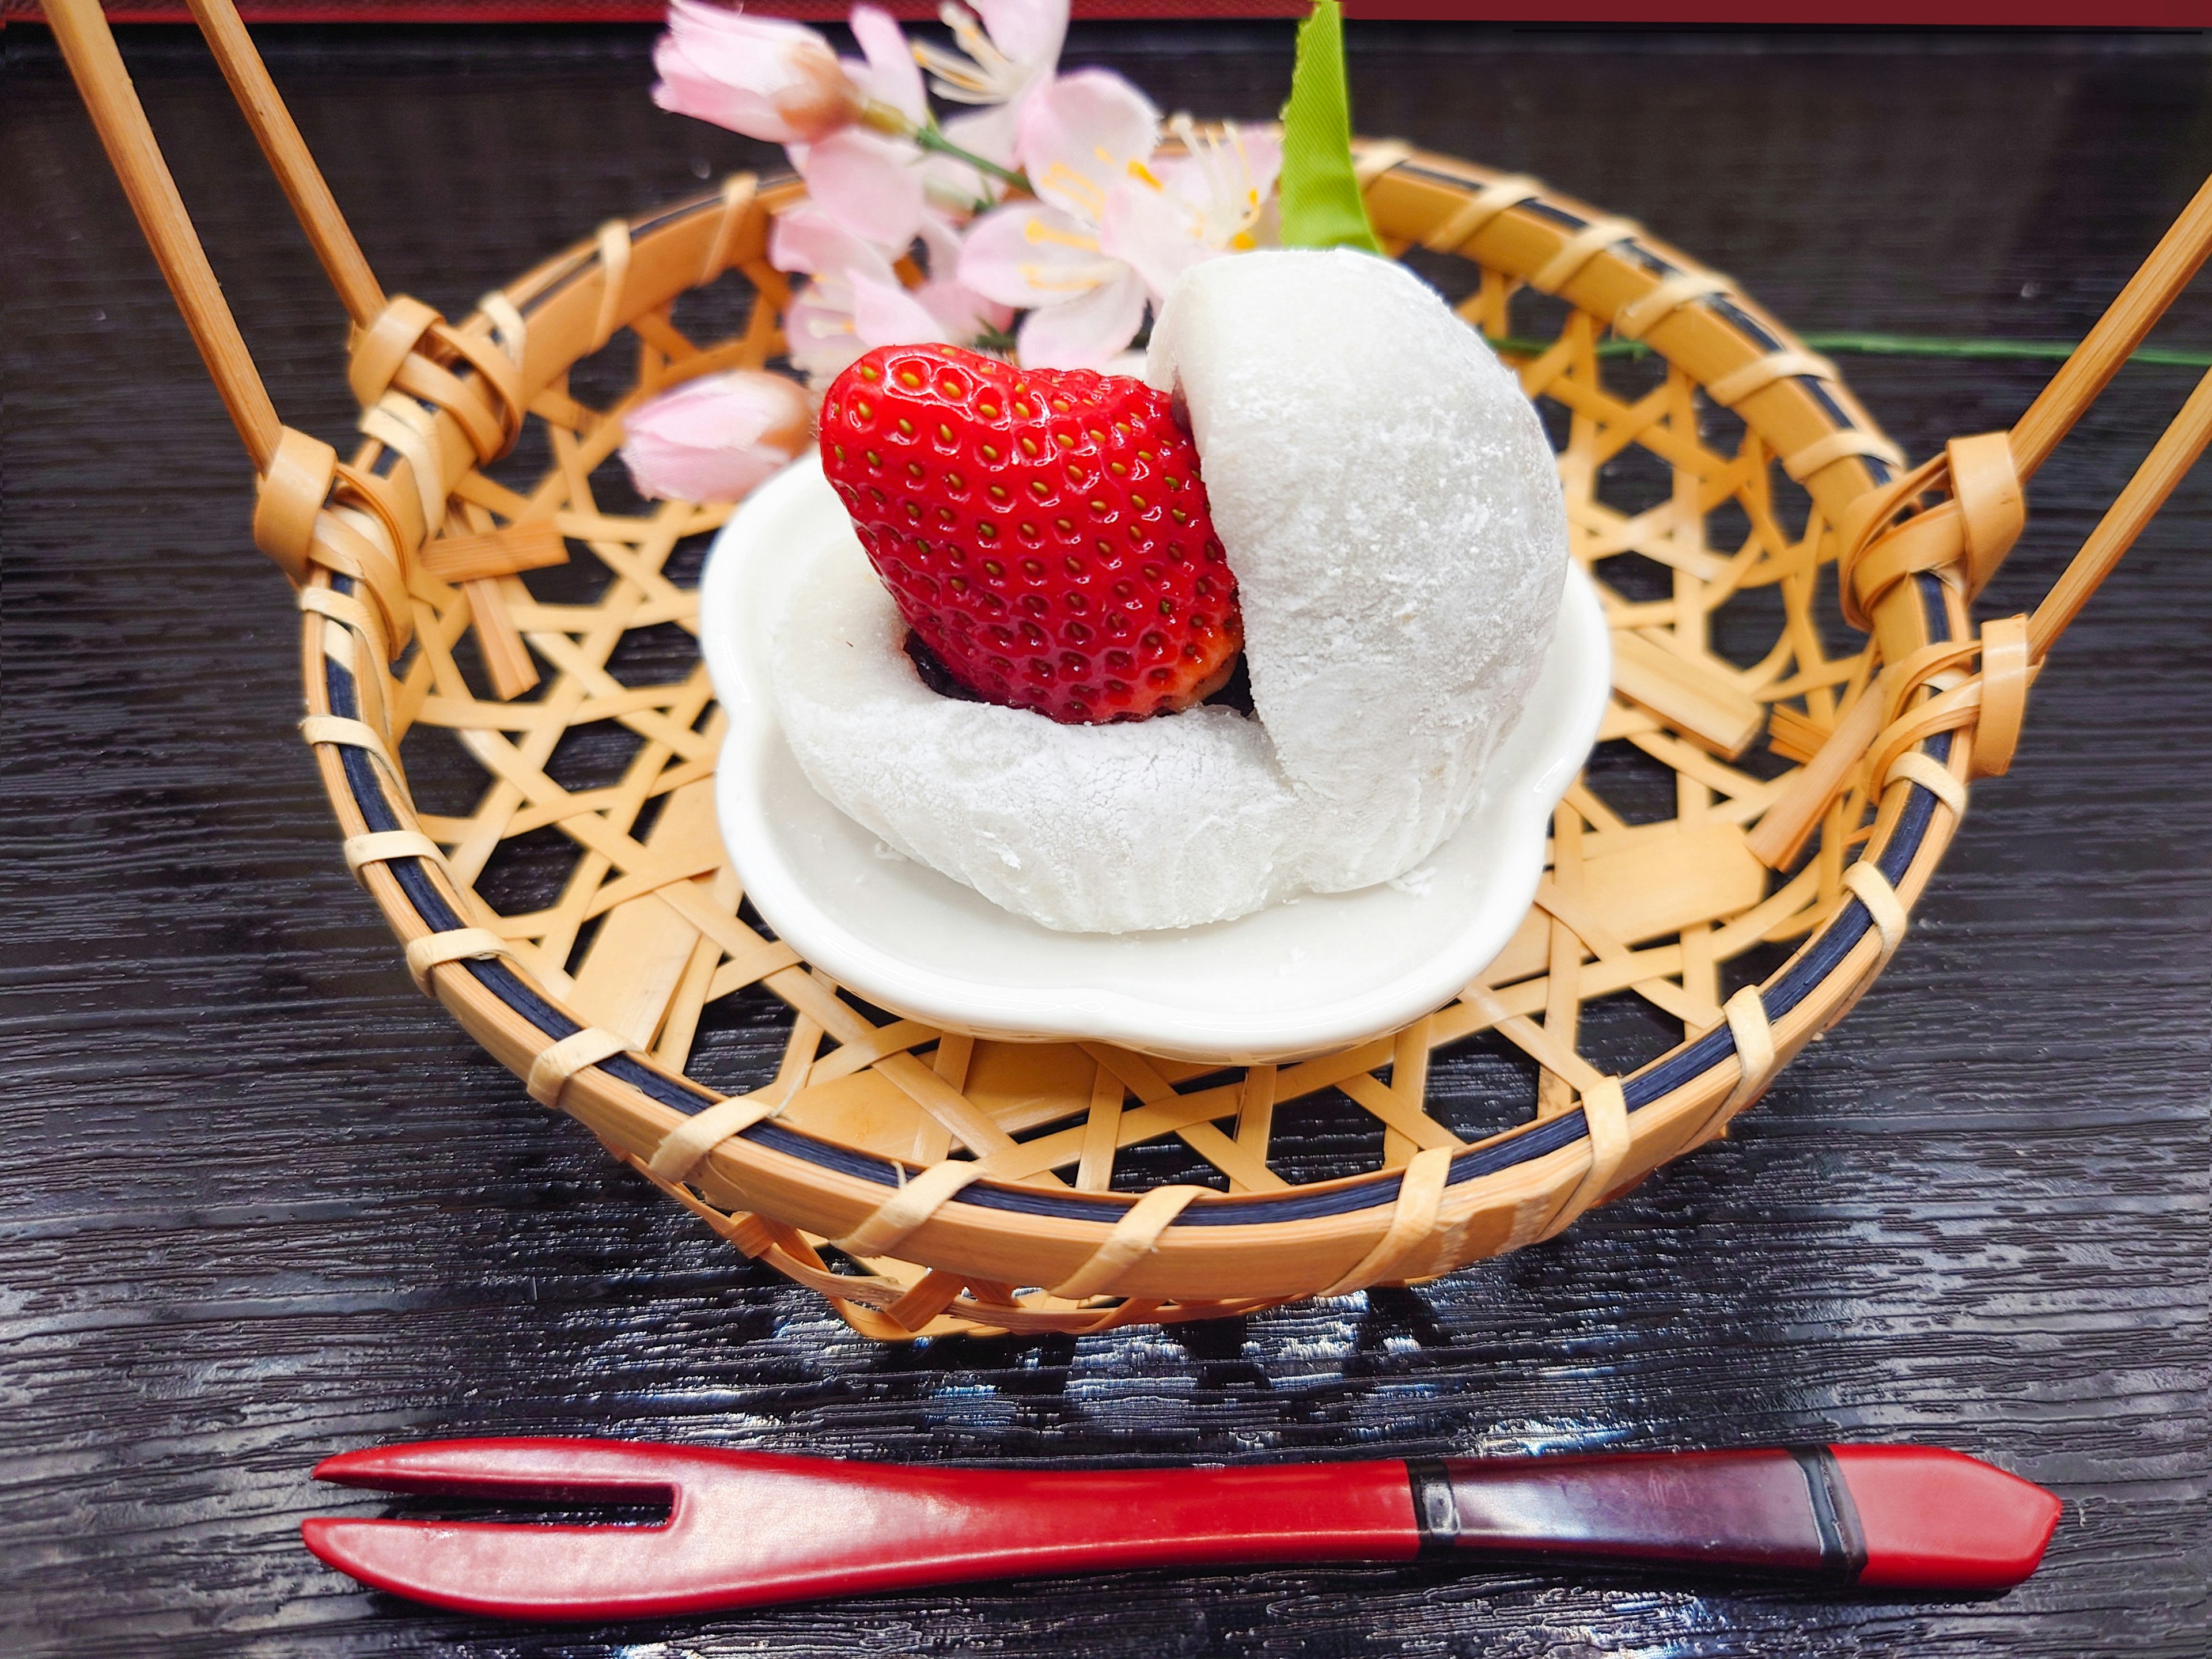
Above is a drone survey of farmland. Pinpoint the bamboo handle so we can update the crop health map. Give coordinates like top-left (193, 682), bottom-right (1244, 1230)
top-left (185, 0), bottom-right (387, 328)
top-left (41, 0), bottom-right (280, 471)
top-left (2010, 171), bottom-right (2212, 482)
top-left (2007, 171), bottom-right (2212, 659)
top-left (2030, 360), bottom-right (2212, 660)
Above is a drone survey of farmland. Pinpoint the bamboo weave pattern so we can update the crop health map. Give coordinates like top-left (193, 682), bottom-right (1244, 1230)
top-left (347, 153), bottom-right (1936, 1337)
top-left (46, 0), bottom-right (2204, 1344)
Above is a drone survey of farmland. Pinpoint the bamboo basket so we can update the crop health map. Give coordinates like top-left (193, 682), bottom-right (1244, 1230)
top-left (47, 0), bottom-right (2212, 1340)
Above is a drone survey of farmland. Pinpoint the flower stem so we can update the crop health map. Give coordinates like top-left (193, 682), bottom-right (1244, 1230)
top-left (914, 122), bottom-right (1031, 194)
top-left (859, 100), bottom-right (1029, 194)
top-left (1801, 331), bottom-right (2212, 367)
top-left (1483, 331), bottom-right (2212, 369)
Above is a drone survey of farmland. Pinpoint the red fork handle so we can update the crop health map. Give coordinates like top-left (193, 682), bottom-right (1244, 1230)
top-left (1423, 1444), bottom-right (2060, 1590)
top-left (306, 1445), bottom-right (1422, 1620)
top-left (304, 1440), bottom-right (2060, 1620)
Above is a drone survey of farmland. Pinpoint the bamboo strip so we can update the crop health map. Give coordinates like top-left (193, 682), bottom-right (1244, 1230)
top-left (164, 104), bottom-right (2192, 1332)
top-left (41, 0), bottom-right (282, 468)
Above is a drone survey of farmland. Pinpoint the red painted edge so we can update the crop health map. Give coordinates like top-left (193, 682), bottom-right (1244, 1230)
top-left (6, 1), bottom-right (2208, 24)
top-left (301, 1442), bottom-right (1423, 1620)
top-left (1832, 1444), bottom-right (2062, 1591)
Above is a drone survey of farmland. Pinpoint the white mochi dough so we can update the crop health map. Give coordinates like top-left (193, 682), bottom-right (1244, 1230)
top-left (768, 249), bottom-right (1569, 934)
top-left (771, 540), bottom-right (1312, 934)
top-left (1146, 249), bottom-right (1569, 890)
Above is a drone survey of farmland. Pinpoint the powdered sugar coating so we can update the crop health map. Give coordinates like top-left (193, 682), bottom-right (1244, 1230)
top-left (772, 539), bottom-right (1312, 933)
top-left (769, 250), bottom-right (1569, 933)
top-left (1146, 249), bottom-right (1568, 890)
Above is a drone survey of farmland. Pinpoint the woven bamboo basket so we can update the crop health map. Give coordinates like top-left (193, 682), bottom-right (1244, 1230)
top-left (49, 0), bottom-right (2212, 1340)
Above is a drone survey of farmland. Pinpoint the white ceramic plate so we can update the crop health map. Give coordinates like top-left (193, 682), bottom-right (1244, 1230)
top-left (700, 457), bottom-right (1609, 1065)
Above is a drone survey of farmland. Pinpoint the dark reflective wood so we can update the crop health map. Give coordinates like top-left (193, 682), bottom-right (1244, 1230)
top-left (5, 22), bottom-right (2207, 1657)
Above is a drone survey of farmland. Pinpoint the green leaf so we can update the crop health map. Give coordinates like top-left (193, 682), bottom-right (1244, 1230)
top-left (1276, 0), bottom-right (1381, 255)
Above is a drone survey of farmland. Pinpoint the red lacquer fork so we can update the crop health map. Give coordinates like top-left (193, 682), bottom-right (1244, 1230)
top-left (303, 1438), bottom-right (2061, 1622)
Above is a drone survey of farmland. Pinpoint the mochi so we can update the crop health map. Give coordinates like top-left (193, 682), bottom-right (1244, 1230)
top-left (1145, 249), bottom-right (1568, 891)
top-left (768, 249), bottom-right (1568, 933)
top-left (772, 540), bottom-right (1312, 934)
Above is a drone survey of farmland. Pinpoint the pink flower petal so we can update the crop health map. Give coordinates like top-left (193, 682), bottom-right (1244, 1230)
top-left (1155, 122), bottom-right (1283, 247)
top-left (1229, 124), bottom-right (1284, 204)
top-left (785, 281), bottom-right (869, 380)
top-left (627, 369), bottom-right (809, 447)
top-left (620, 369), bottom-right (811, 503)
top-left (1014, 268), bottom-right (1146, 369)
top-left (916, 209), bottom-right (965, 276)
top-left (667, 0), bottom-right (823, 52)
top-left (770, 204), bottom-right (899, 285)
top-left (909, 212), bottom-right (1012, 339)
top-left (849, 272), bottom-right (950, 349)
top-left (944, 103), bottom-right (1020, 170)
top-left (652, 0), bottom-right (861, 145)
top-left (797, 128), bottom-right (926, 249)
top-left (1092, 122), bottom-right (1284, 299)
top-left (652, 39), bottom-right (778, 140)
top-left (848, 3), bottom-right (927, 124)
top-left (1099, 175), bottom-right (1208, 301)
top-left (958, 201), bottom-right (1119, 310)
top-left (973, 0), bottom-right (1067, 74)
top-left (919, 104), bottom-right (1022, 205)
top-left (917, 275), bottom-right (1012, 342)
top-left (1016, 70), bottom-right (1160, 226)
top-left (623, 435), bottom-right (790, 504)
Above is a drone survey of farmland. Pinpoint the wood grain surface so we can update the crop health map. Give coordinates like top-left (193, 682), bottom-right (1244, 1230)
top-left (5, 21), bottom-right (2207, 1657)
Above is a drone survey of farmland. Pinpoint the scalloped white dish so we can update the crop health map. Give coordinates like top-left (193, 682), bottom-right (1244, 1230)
top-left (700, 456), bottom-right (1609, 1066)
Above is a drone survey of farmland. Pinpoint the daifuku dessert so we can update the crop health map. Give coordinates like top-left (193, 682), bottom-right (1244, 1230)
top-left (770, 248), bottom-right (1569, 934)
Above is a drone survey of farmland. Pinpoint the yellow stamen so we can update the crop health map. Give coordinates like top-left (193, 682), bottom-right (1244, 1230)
top-left (1025, 219), bottom-right (1101, 253)
top-left (1017, 266), bottom-right (1107, 294)
top-left (1039, 162), bottom-right (1108, 218)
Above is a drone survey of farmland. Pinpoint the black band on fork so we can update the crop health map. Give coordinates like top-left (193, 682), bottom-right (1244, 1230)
top-left (1789, 1446), bottom-right (1870, 1583)
top-left (1406, 1459), bottom-right (1460, 1554)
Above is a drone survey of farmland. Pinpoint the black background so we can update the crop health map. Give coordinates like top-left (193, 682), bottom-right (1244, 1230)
top-left (6, 21), bottom-right (2208, 1657)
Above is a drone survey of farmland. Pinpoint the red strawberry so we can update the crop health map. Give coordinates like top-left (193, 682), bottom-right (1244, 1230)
top-left (818, 343), bottom-right (1242, 725)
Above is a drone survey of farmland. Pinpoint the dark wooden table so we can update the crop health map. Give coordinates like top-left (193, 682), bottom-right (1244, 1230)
top-left (6, 21), bottom-right (2208, 1657)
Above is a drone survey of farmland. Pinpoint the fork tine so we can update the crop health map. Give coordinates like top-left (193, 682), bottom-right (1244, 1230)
top-left (306, 1437), bottom-right (772, 1620)
top-left (302, 1517), bottom-right (721, 1620)
top-left (312, 1436), bottom-right (703, 1503)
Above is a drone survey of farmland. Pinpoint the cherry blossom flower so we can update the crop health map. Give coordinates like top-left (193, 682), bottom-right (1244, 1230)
top-left (1105, 116), bottom-right (1282, 300)
top-left (651, 1), bottom-right (864, 146)
top-left (844, 1), bottom-right (929, 119)
top-left (652, 2), bottom-right (1044, 249)
top-left (958, 74), bottom-right (1279, 368)
top-left (953, 71), bottom-right (1155, 367)
top-left (912, 0), bottom-right (1070, 187)
top-left (790, 4), bottom-right (932, 248)
top-left (774, 205), bottom-right (1010, 382)
top-left (620, 370), bottom-right (813, 503)
top-left (653, 2), bottom-right (939, 248)
top-left (910, 211), bottom-right (1017, 343)
top-left (652, 0), bottom-right (1252, 376)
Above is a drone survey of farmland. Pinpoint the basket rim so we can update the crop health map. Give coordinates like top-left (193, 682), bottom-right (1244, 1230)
top-left (300, 144), bottom-right (1974, 1315)
top-left (314, 575), bottom-right (1961, 1232)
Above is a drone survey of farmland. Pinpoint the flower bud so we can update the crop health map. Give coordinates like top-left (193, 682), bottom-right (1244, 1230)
top-left (620, 370), bottom-right (813, 505)
top-left (766, 40), bottom-right (869, 143)
top-left (652, 1), bottom-right (865, 147)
